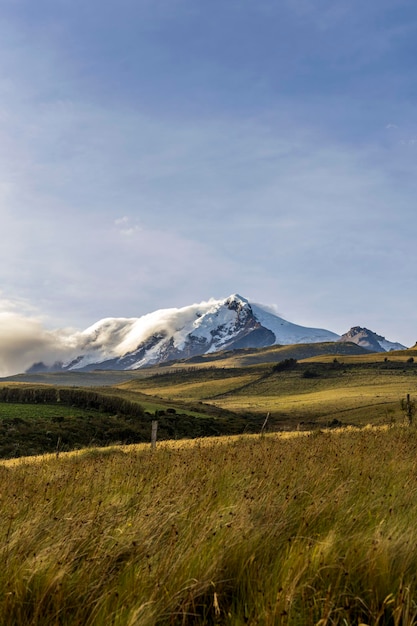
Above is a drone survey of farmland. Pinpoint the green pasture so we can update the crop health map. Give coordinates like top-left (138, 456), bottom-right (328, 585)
top-left (0, 401), bottom-right (151, 459)
top-left (0, 402), bottom-right (100, 421)
top-left (0, 385), bottom-right (258, 458)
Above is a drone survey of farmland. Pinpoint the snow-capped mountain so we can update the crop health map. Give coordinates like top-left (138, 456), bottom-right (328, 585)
top-left (26, 295), bottom-right (407, 374)
top-left (338, 327), bottom-right (406, 353)
top-left (37, 294), bottom-right (339, 372)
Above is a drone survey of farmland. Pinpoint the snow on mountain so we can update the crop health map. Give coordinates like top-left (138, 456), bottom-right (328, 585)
top-left (250, 302), bottom-right (340, 345)
top-left (24, 296), bottom-right (408, 375)
top-left (59, 294), bottom-right (340, 371)
top-left (338, 327), bottom-right (406, 353)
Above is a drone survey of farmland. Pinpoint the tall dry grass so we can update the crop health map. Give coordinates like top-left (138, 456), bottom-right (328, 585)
top-left (1, 427), bottom-right (417, 624)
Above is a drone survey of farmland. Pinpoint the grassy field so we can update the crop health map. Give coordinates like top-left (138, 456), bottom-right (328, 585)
top-left (118, 359), bottom-right (417, 430)
top-left (2, 349), bottom-right (417, 458)
top-left (2, 426), bottom-right (417, 624)
top-left (210, 363), bottom-right (417, 427)
top-left (0, 382), bottom-right (262, 459)
top-left (0, 400), bottom-right (151, 459)
top-left (2, 349), bottom-right (417, 622)
top-left (116, 367), bottom-right (263, 401)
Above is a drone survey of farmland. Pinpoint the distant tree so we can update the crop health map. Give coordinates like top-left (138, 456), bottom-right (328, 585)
top-left (302, 369), bottom-right (320, 379)
top-left (272, 358), bottom-right (297, 373)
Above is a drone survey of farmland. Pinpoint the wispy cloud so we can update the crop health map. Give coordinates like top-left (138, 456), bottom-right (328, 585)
top-left (114, 216), bottom-right (142, 237)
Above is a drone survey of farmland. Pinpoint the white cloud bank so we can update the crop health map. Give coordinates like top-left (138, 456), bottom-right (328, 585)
top-left (0, 297), bottom-right (246, 376)
top-left (0, 312), bottom-right (79, 377)
top-left (0, 295), bottom-right (339, 376)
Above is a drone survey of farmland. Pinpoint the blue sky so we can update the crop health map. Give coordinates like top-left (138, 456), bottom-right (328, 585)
top-left (1, 0), bottom-right (417, 349)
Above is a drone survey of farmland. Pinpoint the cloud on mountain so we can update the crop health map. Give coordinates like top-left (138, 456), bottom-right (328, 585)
top-left (0, 311), bottom-right (77, 377)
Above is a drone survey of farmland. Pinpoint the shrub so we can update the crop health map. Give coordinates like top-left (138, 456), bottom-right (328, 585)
top-left (302, 369), bottom-right (320, 379)
top-left (272, 358), bottom-right (298, 372)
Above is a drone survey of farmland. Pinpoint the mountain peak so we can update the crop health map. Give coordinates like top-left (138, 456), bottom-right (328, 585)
top-left (225, 293), bottom-right (249, 303)
top-left (22, 296), bottom-right (407, 374)
top-left (223, 294), bottom-right (251, 314)
top-left (338, 326), bottom-right (406, 353)
top-left (31, 295), bottom-right (340, 372)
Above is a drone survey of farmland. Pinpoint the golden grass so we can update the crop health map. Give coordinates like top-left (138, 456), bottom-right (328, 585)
top-left (0, 430), bottom-right (313, 467)
top-left (2, 425), bottom-right (417, 624)
top-left (303, 351), bottom-right (417, 363)
top-left (118, 362), bottom-right (417, 429)
top-left (211, 383), bottom-right (405, 425)
top-left (119, 373), bottom-right (259, 401)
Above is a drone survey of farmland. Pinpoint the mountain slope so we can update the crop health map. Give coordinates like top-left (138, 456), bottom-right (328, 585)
top-left (25, 295), bottom-right (407, 374)
top-left (338, 327), bottom-right (406, 353)
top-left (59, 294), bottom-right (340, 371)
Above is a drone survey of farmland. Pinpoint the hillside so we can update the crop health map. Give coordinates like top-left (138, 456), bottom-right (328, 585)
top-left (177, 339), bottom-right (370, 367)
top-left (2, 347), bottom-right (417, 454)
top-left (0, 340), bottom-right (378, 385)
top-left (118, 356), bottom-right (417, 430)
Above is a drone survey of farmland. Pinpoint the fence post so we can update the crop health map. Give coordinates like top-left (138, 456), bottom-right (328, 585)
top-left (260, 412), bottom-right (270, 437)
top-left (407, 394), bottom-right (413, 425)
top-left (151, 420), bottom-right (158, 450)
top-left (56, 436), bottom-right (61, 459)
